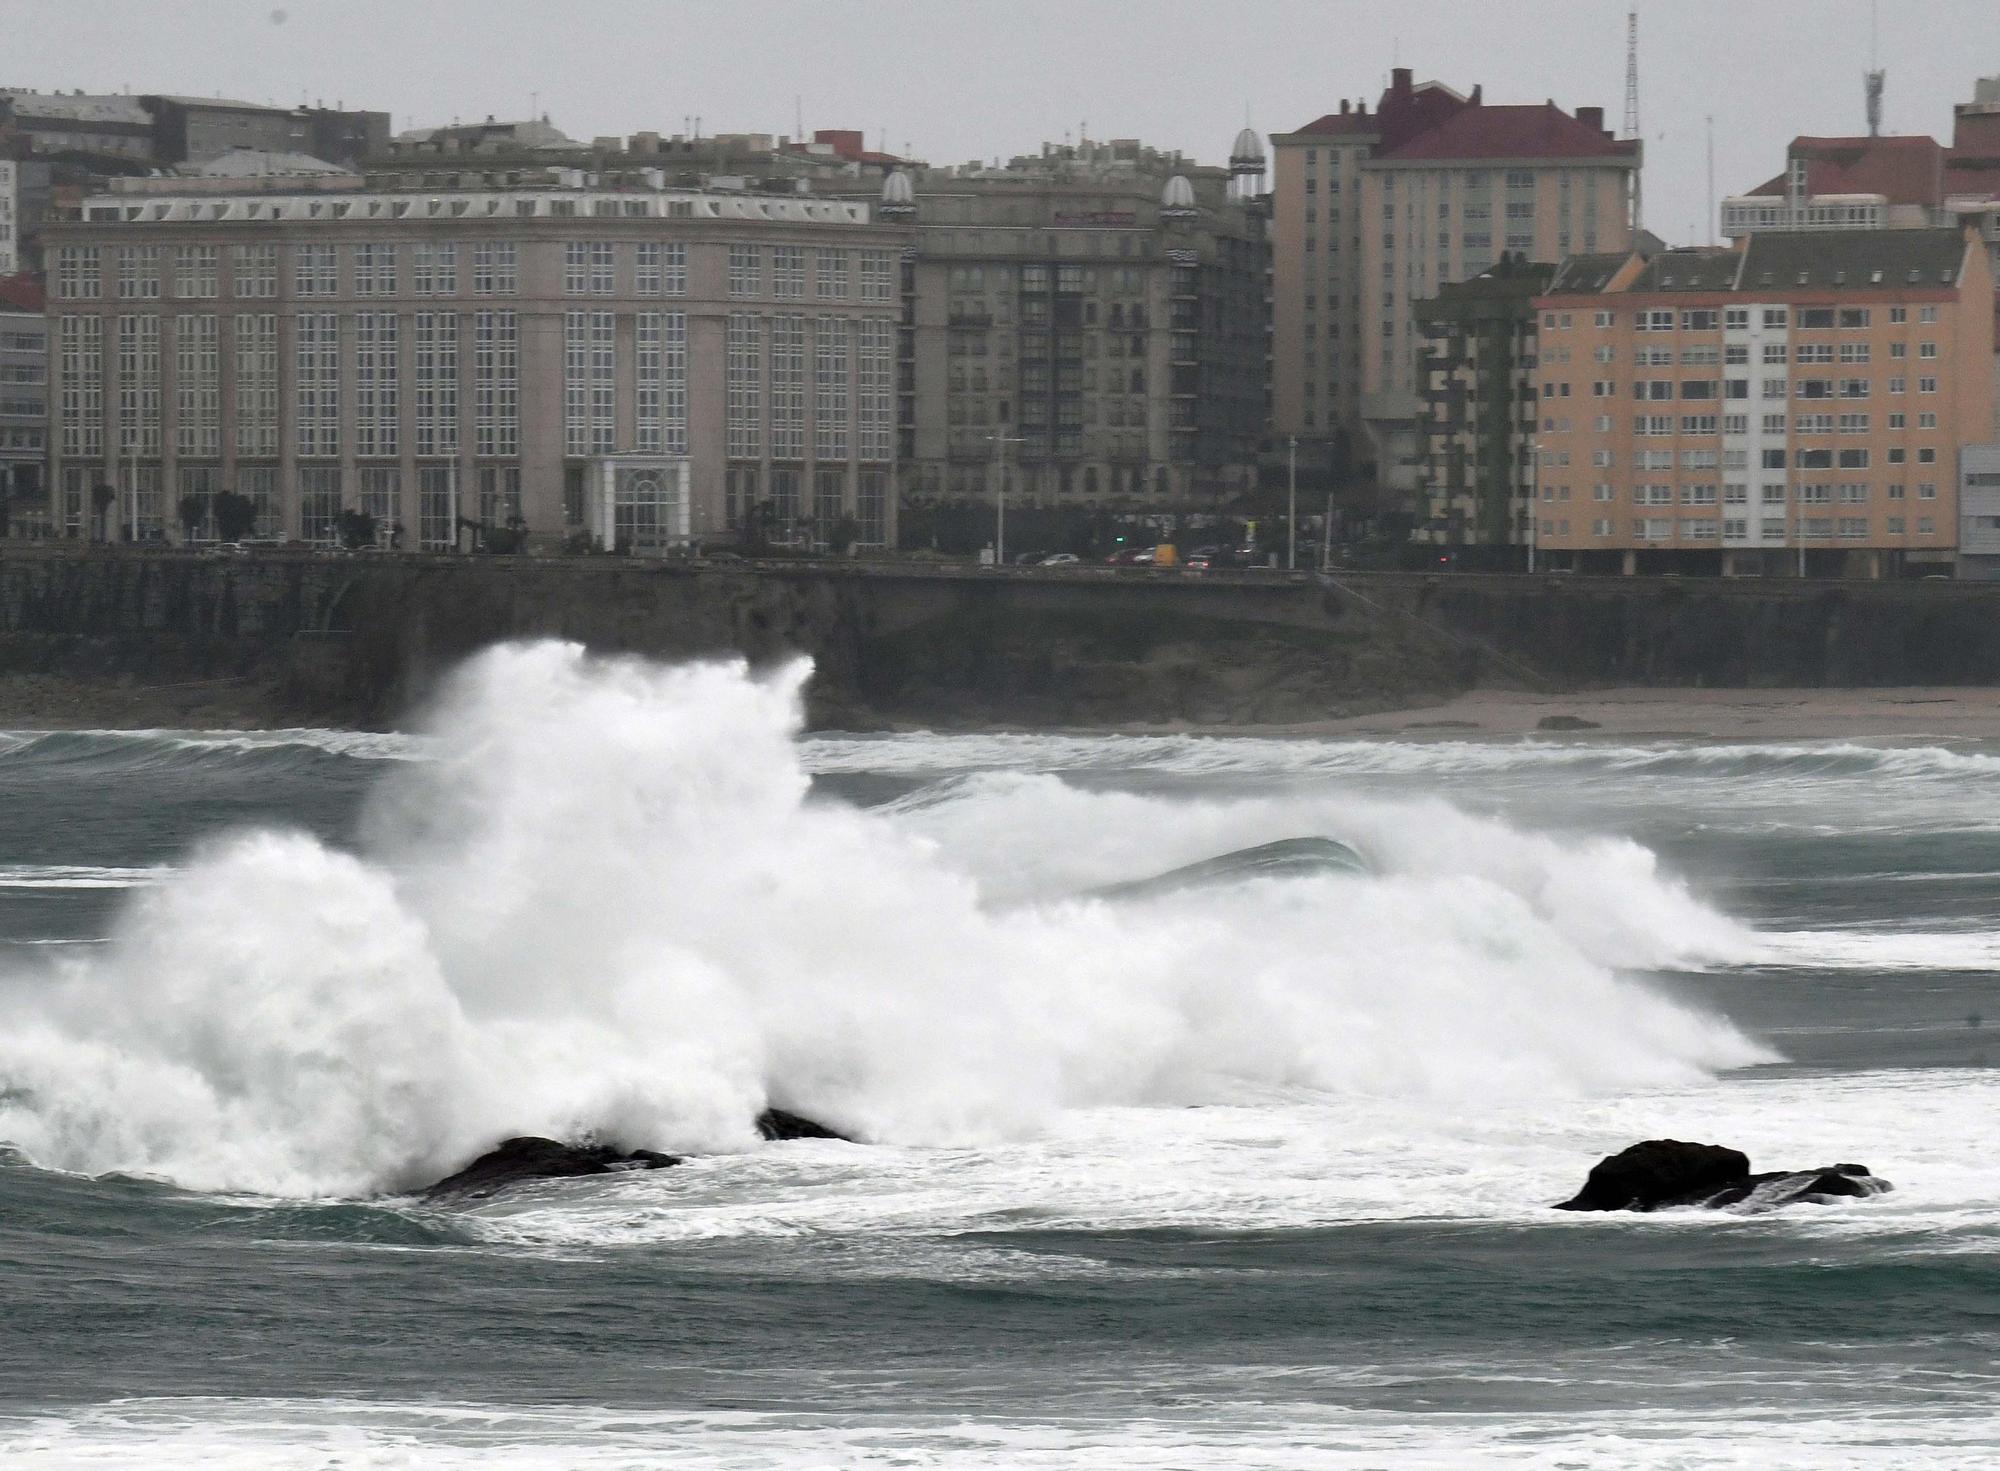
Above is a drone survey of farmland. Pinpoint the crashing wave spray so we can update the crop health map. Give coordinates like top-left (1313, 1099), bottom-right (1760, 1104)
top-left (0, 642), bottom-right (1766, 1197)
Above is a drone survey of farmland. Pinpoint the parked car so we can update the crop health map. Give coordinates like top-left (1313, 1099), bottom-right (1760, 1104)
top-left (1037, 552), bottom-right (1081, 566)
top-left (1105, 547), bottom-right (1150, 566)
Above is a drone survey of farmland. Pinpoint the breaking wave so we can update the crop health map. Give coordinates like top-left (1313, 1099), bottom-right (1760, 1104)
top-left (0, 643), bottom-right (1765, 1198)
top-left (803, 732), bottom-right (2000, 783)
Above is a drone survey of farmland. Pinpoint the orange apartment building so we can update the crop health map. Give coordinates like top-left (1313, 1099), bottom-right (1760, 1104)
top-left (1531, 228), bottom-right (1995, 577)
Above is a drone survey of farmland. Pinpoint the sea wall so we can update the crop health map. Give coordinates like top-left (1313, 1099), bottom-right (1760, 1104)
top-left (6, 545), bottom-right (2000, 729)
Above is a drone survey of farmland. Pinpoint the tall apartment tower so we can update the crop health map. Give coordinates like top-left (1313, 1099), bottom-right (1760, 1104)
top-left (889, 137), bottom-right (1269, 514)
top-left (1270, 68), bottom-right (1638, 526)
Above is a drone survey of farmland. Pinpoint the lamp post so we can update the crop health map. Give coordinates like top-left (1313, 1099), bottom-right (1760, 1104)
top-left (1287, 434), bottom-right (1298, 570)
top-left (1795, 469), bottom-right (1806, 579)
top-left (1526, 436), bottom-right (1540, 574)
top-left (984, 431), bottom-right (1023, 566)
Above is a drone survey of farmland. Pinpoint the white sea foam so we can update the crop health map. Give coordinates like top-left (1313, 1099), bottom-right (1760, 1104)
top-left (9, 1396), bottom-right (2000, 1470)
top-left (0, 727), bottom-right (424, 762)
top-left (0, 642), bottom-right (1764, 1198)
top-left (446, 1065), bottom-right (2000, 1250)
top-left (1748, 929), bottom-right (2000, 972)
top-left (0, 865), bottom-right (171, 890)
top-left (803, 731), bottom-right (2000, 783)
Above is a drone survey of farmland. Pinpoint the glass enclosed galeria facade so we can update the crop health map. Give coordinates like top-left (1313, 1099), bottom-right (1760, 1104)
top-left (44, 177), bottom-right (908, 550)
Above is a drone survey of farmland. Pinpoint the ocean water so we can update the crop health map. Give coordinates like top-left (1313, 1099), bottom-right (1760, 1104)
top-left (0, 642), bottom-right (1995, 1469)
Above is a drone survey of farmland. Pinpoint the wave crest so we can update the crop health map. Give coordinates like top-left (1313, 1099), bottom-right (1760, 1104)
top-left (0, 642), bottom-right (1765, 1197)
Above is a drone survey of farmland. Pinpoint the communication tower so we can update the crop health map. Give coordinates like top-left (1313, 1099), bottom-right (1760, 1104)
top-left (1624, 9), bottom-right (1643, 234)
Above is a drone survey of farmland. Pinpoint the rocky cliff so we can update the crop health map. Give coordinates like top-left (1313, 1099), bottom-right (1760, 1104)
top-left (6, 546), bottom-right (2000, 731)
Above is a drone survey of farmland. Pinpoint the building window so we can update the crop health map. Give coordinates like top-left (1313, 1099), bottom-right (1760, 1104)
top-left (812, 466), bottom-right (846, 548)
top-left (237, 464), bottom-right (279, 539)
top-left (854, 467), bottom-right (889, 548)
top-left (171, 465), bottom-right (213, 543)
top-left (724, 465), bottom-right (758, 530)
top-left (57, 316), bottom-right (104, 457)
top-left (1918, 376), bottom-right (1937, 394)
top-left (816, 248), bottom-right (849, 300)
top-left (294, 244), bottom-right (337, 297)
top-left (859, 250), bottom-right (894, 302)
top-left (173, 245), bottom-right (218, 299)
top-left (115, 315), bottom-right (161, 457)
top-left (728, 244), bottom-right (763, 298)
top-left (231, 312), bottom-right (279, 457)
top-left (473, 310), bottom-right (518, 457)
top-left (477, 465), bottom-right (520, 529)
top-left (773, 245), bottom-right (806, 300)
top-left (359, 466), bottom-right (400, 546)
top-left (635, 310), bottom-right (688, 456)
top-left (815, 316), bottom-right (850, 460)
top-left (174, 314), bottom-right (220, 458)
top-left (295, 312), bottom-right (339, 457)
top-left (116, 246), bottom-right (162, 300)
top-left (472, 241), bottom-right (518, 295)
top-left (415, 311), bottom-right (460, 457)
top-left (412, 242), bottom-right (458, 296)
top-left (636, 241), bottom-right (687, 296)
top-left (354, 242), bottom-right (397, 296)
top-left (418, 465), bottom-right (455, 549)
top-left (355, 312), bottom-right (399, 458)
top-left (769, 315), bottom-right (807, 460)
top-left (299, 465), bottom-right (342, 547)
top-left (726, 313), bottom-right (762, 457)
top-left (770, 466), bottom-right (801, 535)
top-left (230, 243), bottom-right (276, 299)
top-left (56, 245), bottom-right (101, 300)
top-left (564, 240), bottom-right (615, 294)
top-left (857, 317), bottom-right (894, 459)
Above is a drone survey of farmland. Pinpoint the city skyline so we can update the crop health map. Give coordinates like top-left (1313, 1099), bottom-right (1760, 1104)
top-left (10, 0), bottom-right (1993, 247)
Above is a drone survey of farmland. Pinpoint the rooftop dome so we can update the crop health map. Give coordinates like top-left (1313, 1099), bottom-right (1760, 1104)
top-left (881, 169), bottom-right (914, 205)
top-left (1160, 174), bottom-right (1197, 210)
top-left (1230, 126), bottom-right (1265, 169)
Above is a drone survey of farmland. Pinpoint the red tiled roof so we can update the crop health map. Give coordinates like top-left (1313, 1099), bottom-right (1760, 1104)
top-left (1375, 102), bottom-right (1636, 163)
top-left (1945, 156), bottom-right (2000, 200)
top-left (1287, 77), bottom-right (1469, 150)
top-left (1291, 111), bottom-right (1380, 138)
top-left (0, 274), bottom-right (44, 312)
top-left (1745, 135), bottom-right (1944, 205)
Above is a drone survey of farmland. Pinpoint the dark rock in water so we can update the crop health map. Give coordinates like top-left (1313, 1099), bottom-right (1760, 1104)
top-left (1537, 714), bottom-right (1603, 731)
top-left (1556, 1140), bottom-right (1892, 1213)
top-left (422, 1136), bottom-right (682, 1202)
top-left (1692, 1163), bottom-right (1892, 1211)
top-left (756, 1108), bottom-right (849, 1142)
top-left (1556, 1139), bottom-right (1750, 1211)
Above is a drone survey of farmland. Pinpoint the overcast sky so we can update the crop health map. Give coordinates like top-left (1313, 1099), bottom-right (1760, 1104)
top-left (12, 0), bottom-right (1996, 246)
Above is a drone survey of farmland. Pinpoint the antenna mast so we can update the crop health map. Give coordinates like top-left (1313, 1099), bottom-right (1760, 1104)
top-left (1706, 114), bottom-right (1715, 245)
top-left (1864, 0), bottom-right (1885, 136)
top-left (1624, 8), bottom-right (1643, 235)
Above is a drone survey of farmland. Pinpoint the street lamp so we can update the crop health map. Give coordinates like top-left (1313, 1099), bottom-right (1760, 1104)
top-left (984, 431), bottom-right (1023, 566)
top-left (1287, 434), bottom-right (1298, 571)
top-left (1526, 436), bottom-right (1540, 574)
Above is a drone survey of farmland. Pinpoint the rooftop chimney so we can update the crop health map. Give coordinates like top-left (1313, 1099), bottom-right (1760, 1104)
top-left (1391, 67), bottom-right (1413, 99)
top-left (1340, 99), bottom-right (1351, 116)
top-left (1577, 105), bottom-right (1603, 133)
